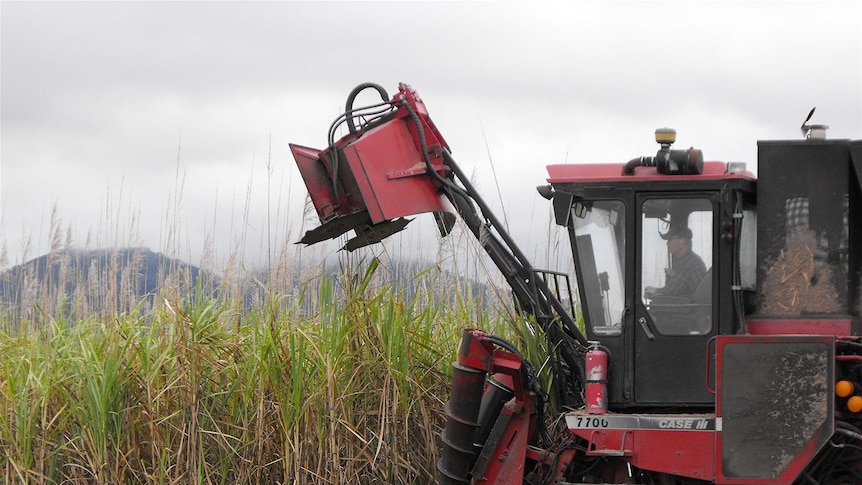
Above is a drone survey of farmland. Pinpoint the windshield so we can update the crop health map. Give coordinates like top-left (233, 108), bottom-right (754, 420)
top-left (571, 200), bottom-right (626, 336)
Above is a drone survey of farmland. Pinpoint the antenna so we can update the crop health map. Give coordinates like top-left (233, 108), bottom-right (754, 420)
top-left (800, 107), bottom-right (828, 139)
top-left (801, 107), bottom-right (816, 127)
top-left (800, 107), bottom-right (816, 137)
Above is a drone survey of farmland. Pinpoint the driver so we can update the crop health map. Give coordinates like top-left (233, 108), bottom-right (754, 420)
top-left (644, 226), bottom-right (706, 299)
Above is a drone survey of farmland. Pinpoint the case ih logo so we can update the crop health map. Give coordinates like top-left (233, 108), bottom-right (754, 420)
top-left (567, 414), bottom-right (718, 431)
top-left (657, 418), bottom-right (711, 430)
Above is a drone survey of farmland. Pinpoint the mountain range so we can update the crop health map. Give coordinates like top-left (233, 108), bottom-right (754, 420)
top-left (0, 247), bottom-right (502, 324)
top-left (0, 247), bottom-right (208, 322)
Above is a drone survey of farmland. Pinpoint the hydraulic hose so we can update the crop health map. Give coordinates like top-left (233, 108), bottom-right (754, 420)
top-left (622, 157), bottom-right (647, 175)
top-left (345, 83), bottom-right (390, 134)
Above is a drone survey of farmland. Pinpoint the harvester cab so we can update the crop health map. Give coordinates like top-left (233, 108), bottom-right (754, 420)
top-left (543, 128), bottom-right (758, 408)
top-left (292, 83), bottom-right (862, 484)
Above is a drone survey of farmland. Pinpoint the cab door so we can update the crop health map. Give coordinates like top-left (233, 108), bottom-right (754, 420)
top-left (633, 194), bottom-right (717, 405)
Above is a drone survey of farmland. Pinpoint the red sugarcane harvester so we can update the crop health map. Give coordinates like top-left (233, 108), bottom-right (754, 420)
top-left (290, 83), bottom-right (862, 484)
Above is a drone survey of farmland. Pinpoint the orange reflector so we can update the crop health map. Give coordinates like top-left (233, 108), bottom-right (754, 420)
top-left (836, 380), bottom-right (855, 398)
top-left (848, 395), bottom-right (862, 413)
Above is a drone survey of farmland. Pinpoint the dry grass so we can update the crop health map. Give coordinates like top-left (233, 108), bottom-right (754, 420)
top-left (0, 135), bottom-right (572, 483)
top-left (0, 257), bottom-right (513, 484)
top-left (760, 227), bottom-right (842, 314)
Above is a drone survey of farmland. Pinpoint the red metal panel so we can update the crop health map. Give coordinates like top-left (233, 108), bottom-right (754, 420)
top-left (341, 118), bottom-right (449, 224)
top-left (747, 317), bottom-right (852, 336)
top-left (567, 413), bottom-right (717, 481)
top-left (291, 83), bottom-right (454, 249)
top-left (291, 143), bottom-right (355, 222)
top-left (631, 430), bottom-right (715, 481)
top-left (473, 404), bottom-right (532, 485)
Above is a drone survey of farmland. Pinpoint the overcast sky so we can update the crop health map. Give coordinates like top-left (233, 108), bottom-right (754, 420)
top-left (2, 1), bottom-right (860, 272)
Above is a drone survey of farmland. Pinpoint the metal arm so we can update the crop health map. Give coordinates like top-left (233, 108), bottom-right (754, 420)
top-left (291, 83), bottom-right (587, 407)
top-left (440, 150), bottom-right (587, 346)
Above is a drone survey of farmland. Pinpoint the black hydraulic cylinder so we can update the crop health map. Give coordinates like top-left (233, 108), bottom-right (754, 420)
top-left (473, 377), bottom-right (515, 449)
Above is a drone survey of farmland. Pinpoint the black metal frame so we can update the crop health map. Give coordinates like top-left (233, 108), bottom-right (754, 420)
top-left (554, 177), bottom-right (756, 409)
top-left (439, 150), bottom-right (588, 408)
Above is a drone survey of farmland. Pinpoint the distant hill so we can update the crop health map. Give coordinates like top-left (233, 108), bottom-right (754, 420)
top-left (0, 247), bottom-right (211, 322)
top-left (0, 247), bottom-right (509, 326)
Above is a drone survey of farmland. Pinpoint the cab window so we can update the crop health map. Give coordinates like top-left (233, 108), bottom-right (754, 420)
top-left (641, 198), bottom-right (713, 335)
top-left (572, 200), bottom-right (626, 336)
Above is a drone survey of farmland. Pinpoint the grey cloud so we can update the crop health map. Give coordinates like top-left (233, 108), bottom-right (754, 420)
top-left (1, 1), bottom-right (860, 267)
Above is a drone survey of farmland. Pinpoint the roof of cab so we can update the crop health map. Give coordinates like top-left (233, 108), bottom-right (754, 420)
top-left (546, 161), bottom-right (756, 184)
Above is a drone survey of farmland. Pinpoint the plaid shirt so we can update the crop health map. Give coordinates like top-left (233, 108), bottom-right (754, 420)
top-left (657, 250), bottom-right (707, 298)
